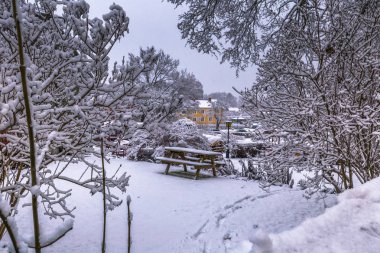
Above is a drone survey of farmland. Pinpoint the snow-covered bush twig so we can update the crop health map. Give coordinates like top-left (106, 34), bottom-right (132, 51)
top-left (11, 0), bottom-right (41, 250)
top-left (101, 139), bottom-right (107, 253)
top-left (127, 195), bottom-right (132, 253)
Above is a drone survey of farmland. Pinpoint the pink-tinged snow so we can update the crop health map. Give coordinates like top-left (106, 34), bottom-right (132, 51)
top-left (250, 177), bottom-right (380, 253)
top-left (13, 157), bottom-right (369, 253)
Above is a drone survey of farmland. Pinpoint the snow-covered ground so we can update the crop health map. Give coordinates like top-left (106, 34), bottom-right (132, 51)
top-left (7, 157), bottom-right (380, 252)
top-left (253, 177), bottom-right (380, 253)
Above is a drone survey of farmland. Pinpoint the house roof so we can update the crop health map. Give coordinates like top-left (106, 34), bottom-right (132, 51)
top-left (228, 107), bottom-right (240, 112)
top-left (197, 99), bottom-right (217, 108)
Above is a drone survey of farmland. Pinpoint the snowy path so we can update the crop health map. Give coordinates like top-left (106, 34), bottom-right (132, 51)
top-left (15, 158), bottom-right (335, 253)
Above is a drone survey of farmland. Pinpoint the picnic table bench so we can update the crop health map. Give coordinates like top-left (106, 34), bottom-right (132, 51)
top-left (156, 147), bottom-right (224, 180)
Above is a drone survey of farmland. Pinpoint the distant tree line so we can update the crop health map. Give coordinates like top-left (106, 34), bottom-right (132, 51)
top-left (205, 92), bottom-right (238, 108)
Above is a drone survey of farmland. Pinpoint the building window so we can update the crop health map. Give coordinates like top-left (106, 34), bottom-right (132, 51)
top-left (192, 118), bottom-right (197, 121)
top-left (201, 117), bottom-right (205, 122)
top-left (201, 109), bottom-right (205, 113)
top-left (209, 117), bottom-right (213, 121)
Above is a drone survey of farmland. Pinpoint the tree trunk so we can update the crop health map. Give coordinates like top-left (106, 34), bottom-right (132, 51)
top-left (101, 139), bottom-right (107, 253)
top-left (11, 0), bottom-right (41, 251)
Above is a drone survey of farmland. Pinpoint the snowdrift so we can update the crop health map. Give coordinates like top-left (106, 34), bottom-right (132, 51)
top-left (250, 177), bottom-right (380, 253)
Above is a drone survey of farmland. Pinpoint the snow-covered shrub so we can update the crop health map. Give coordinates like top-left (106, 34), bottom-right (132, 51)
top-left (220, 159), bottom-right (293, 187)
top-left (126, 118), bottom-right (210, 160)
top-left (218, 159), bottom-right (239, 176)
top-left (170, 118), bottom-right (199, 135)
top-left (230, 143), bottom-right (267, 158)
top-left (159, 118), bottom-right (210, 150)
top-left (125, 129), bottom-right (154, 161)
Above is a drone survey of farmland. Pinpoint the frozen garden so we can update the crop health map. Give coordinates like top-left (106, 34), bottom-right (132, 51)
top-left (1, 0), bottom-right (380, 253)
top-left (3, 156), bottom-right (380, 253)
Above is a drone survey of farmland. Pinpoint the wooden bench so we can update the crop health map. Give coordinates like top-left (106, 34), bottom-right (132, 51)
top-left (184, 155), bottom-right (201, 161)
top-left (184, 156), bottom-right (226, 166)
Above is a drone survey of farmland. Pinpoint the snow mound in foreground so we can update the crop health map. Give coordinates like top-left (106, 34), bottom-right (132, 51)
top-left (248, 178), bottom-right (380, 253)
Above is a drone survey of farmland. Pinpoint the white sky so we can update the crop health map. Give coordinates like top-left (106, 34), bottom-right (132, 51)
top-left (86, 0), bottom-right (256, 94)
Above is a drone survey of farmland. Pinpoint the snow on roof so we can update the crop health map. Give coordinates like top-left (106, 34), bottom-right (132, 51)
top-left (228, 107), bottom-right (240, 112)
top-left (230, 116), bottom-right (248, 120)
top-left (197, 99), bottom-right (217, 108)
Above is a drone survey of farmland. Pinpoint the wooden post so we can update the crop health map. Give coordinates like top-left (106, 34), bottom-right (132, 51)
top-left (127, 195), bottom-right (132, 253)
top-left (179, 152), bottom-right (187, 172)
top-left (194, 168), bottom-right (201, 180)
top-left (211, 158), bottom-right (217, 177)
top-left (165, 164), bottom-right (171, 175)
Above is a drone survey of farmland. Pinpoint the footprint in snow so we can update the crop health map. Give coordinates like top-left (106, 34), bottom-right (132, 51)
top-left (360, 222), bottom-right (380, 237)
top-left (192, 219), bottom-right (209, 240)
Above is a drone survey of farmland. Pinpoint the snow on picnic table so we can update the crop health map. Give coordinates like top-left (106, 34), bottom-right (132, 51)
top-left (13, 158), bottom-right (337, 253)
top-left (164, 146), bottom-right (222, 155)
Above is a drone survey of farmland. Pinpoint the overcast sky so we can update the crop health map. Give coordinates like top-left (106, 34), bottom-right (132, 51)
top-left (86, 0), bottom-right (256, 94)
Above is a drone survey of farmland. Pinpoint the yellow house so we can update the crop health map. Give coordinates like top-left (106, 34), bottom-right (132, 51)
top-left (184, 98), bottom-right (223, 126)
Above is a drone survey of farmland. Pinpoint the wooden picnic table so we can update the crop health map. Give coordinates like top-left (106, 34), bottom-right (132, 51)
top-left (156, 146), bottom-right (224, 180)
